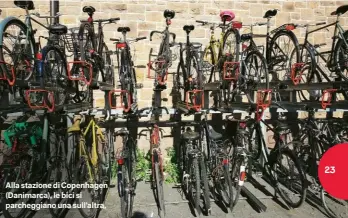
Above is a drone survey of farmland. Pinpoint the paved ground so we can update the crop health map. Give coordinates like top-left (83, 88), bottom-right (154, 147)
top-left (1, 176), bottom-right (338, 218)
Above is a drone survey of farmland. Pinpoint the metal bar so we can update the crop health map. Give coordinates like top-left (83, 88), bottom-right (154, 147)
top-left (241, 186), bottom-right (267, 212)
top-left (308, 21), bottom-right (337, 35)
top-left (50, 0), bottom-right (59, 24)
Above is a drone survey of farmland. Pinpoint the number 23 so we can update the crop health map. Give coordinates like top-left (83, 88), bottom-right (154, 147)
top-left (325, 166), bottom-right (335, 174)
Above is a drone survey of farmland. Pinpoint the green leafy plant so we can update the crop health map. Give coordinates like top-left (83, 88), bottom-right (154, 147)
top-left (136, 147), bottom-right (151, 181)
top-left (163, 147), bottom-right (179, 184)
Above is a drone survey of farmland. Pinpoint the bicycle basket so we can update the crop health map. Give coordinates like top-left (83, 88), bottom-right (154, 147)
top-left (64, 27), bottom-right (88, 53)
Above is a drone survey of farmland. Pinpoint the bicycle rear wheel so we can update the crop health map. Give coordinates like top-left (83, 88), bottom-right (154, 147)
top-left (321, 188), bottom-right (348, 218)
top-left (154, 162), bottom-right (165, 218)
top-left (273, 147), bottom-right (307, 208)
top-left (189, 158), bottom-right (201, 217)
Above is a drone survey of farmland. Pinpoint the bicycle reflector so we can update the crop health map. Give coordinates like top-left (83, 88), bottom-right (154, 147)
top-left (321, 89), bottom-right (337, 110)
top-left (232, 21), bottom-right (243, 29)
top-left (67, 61), bottom-right (93, 85)
top-left (290, 62), bottom-right (305, 85)
top-left (116, 42), bottom-right (126, 49)
top-left (239, 165), bottom-right (246, 186)
top-left (108, 90), bottom-right (132, 113)
top-left (0, 61), bottom-right (15, 86)
top-left (285, 24), bottom-right (295, 31)
top-left (25, 89), bottom-right (55, 112)
top-left (223, 61), bottom-right (240, 80)
top-left (256, 89), bottom-right (272, 121)
top-left (186, 90), bottom-right (204, 111)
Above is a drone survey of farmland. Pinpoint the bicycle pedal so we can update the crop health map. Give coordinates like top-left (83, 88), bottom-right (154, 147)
top-left (255, 171), bottom-right (263, 177)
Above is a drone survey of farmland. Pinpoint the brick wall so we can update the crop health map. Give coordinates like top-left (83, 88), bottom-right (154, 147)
top-left (1, 0), bottom-right (347, 108)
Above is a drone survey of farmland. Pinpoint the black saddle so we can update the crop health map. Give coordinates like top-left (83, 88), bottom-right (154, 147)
top-left (182, 131), bottom-right (200, 141)
top-left (274, 122), bottom-right (290, 132)
top-left (82, 6), bottom-right (96, 14)
top-left (241, 33), bottom-right (252, 41)
top-left (164, 9), bottom-right (175, 19)
top-left (183, 25), bottom-right (194, 33)
top-left (117, 27), bottom-right (131, 33)
top-left (14, 0), bottom-right (34, 10)
top-left (263, 9), bottom-right (277, 18)
top-left (236, 128), bottom-right (249, 135)
top-left (209, 127), bottom-right (222, 140)
top-left (331, 5), bottom-right (348, 16)
top-left (115, 128), bottom-right (129, 136)
top-left (49, 24), bottom-right (68, 35)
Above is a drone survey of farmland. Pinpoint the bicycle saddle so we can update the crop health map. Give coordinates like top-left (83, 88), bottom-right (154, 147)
top-left (164, 9), bottom-right (175, 19)
top-left (183, 25), bottom-right (194, 33)
top-left (274, 122), bottom-right (290, 132)
top-left (220, 10), bottom-right (235, 22)
top-left (14, 0), bottom-right (34, 10)
top-left (209, 126), bottom-right (222, 140)
top-left (49, 24), bottom-right (68, 35)
top-left (117, 27), bottom-right (131, 33)
top-left (331, 5), bottom-right (348, 16)
top-left (115, 128), bottom-right (129, 136)
top-left (82, 6), bottom-right (96, 14)
top-left (263, 9), bottom-right (277, 18)
top-left (182, 131), bottom-right (200, 141)
top-left (241, 33), bottom-right (252, 41)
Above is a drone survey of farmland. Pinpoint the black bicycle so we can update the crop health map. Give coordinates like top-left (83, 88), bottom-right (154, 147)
top-left (148, 9), bottom-right (176, 89)
top-left (175, 25), bottom-right (204, 112)
top-left (109, 28), bottom-right (146, 113)
top-left (292, 5), bottom-right (348, 101)
top-left (72, 6), bottom-right (119, 89)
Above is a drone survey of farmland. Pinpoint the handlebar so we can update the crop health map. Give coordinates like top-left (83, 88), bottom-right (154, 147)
top-left (80, 17), bottom-right (120, 23)
top-left (150, 30), bottom-right (176, 42)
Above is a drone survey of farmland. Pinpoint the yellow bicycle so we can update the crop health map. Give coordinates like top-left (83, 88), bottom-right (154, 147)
top-left (68, 114), bottom-right (108, 218)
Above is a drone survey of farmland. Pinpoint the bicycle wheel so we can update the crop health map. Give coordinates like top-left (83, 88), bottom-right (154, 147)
top-left (199, 157), bottom-right (211, 215)
top-left (247, 123), bottom-right (262, 160)
top-left (273, 147), bottom-right (307, 208)
top-left (119, 49), bottom-right (133, 111)
top-left (321, 188), bottom-right (348, 218)
top-left (221, 160), bottom-right (234, 212)
top-left (101, 43), bottom-right (114, 85)
top-left (334, 35), bottom-right (348, 82)
top-left (189, 158), bottom-right (201, 217)
top-left (118, 160), bottom-right (133, 218)
top-left (74, 145), bottom-right (101, 218)
top-left (41, 46), bottom-right (68, 106)
top-left (188, 51), bottom-right (204, 106)
top-left (203, 46), bottom-right (216, 83)
top-left (0, 19), bottom-right (35, 81)
top-left (154, 161), bottom-right (165, 218)
top-left (230, 156), bottom-right (242, 208)
top-left (268, 30), bottom-right (300, 82)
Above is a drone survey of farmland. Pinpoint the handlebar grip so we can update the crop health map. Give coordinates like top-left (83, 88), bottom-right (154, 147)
top-left (110, 38), bottom-right (119, 42)
top-left (258, 22), bottom-right (268, 26)
top-left (196, 20), bottom-right (206, 24)
top-left (110, 17), bottom-right (120, 22)
top-left (316, 22), bottom-right (326, 26)
top-left (136, 36), bottom-right (147, 41)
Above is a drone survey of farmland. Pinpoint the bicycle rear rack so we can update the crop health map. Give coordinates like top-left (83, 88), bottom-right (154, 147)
top-left (25, 89), bottom-right (55, 112)
top-left (256, 89), bottom-right (272, 121)
top-left (108, 90), bottom-right (132, 113)
top-left (67, 61), bottom-right (93, 85)
top-left (290, 62), bottom-right (305, 85)
top-left (185, 90), bottom-right (204, 111)
top-left (321, 89), bottom-right (337, 110)
top-left (0, 61), bottom-right (15, 86)
top-left (223, 62), bottom-right (240, 80)
top-left (147, 60), bottom-right (168, 85)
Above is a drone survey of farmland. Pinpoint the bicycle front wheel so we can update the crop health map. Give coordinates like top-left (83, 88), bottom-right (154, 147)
top-left (154, 162), bottom-right (165, 218)
top-left (273, 147), bottom-right (307, 208)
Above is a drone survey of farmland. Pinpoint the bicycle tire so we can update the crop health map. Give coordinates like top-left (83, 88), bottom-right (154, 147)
top-left (0, 18), bottom-right (35, 81)
top-left (334, 33), bottom-right (348, 82)
top-left (248, 123), bottom-right (262, 160)
top-left (321, 188), bottom-right (348, 218)
top-left (101, 43), bottom-right (114, 86)
top-left (268, 30), bottom-right (300, 81)
top-left (222, 28), bottom-right (240, 62)
top-left (41, 45), bottom-right (68, 107)
top-left (199, 157), bottom-right (211, 215)
top-left (203, 46), bottom-right (216, 83)
top-left (154, 162), bottom-right (165, 218)
top-left (189, 51), bottom-right (203, 106)
top-left (74, 157), bottom-right (100, 218)
top-left (119, 48), bottom-right (132, 111)
top-left (190, 158), bottom-right (201, 217)
top-left (273, 147), bottom-right (307, 208)
top-left (230, 157), bottom-right (242, 208)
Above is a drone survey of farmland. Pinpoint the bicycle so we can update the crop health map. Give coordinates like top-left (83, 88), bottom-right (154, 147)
top-left (174, 25), bottom-right (205, 112)
top-left (247, 111), bottom-right (307, 209)
top-left (113, 113), bottom-right (142, 218)
top-left (292, 110), bottom-right (348, 218)
top-left (178, 120), bottom-right (211, 217)
top-left (292, 5), bottom-right (348, 101)
top-left (148, 9), bottom-right (176, 90)
top-left (71, 6), bottom-right (119, 89)
top-left (241, 9), bottom-right (301, 85)
top-left (109, 30), bottom-right (146, 113)
top-left (67, 111), bottom-right (108, 218)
